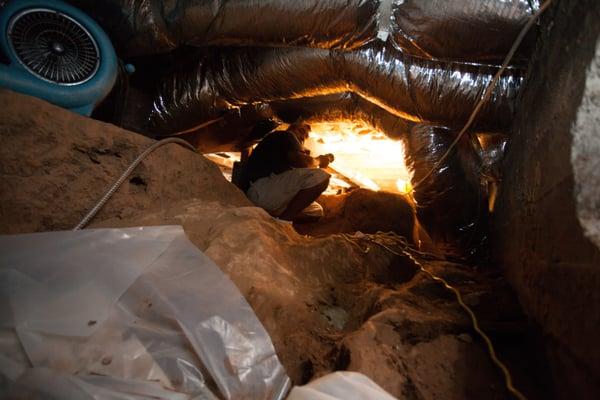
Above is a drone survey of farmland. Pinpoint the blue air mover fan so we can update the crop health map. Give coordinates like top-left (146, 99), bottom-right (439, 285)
top-left (0, 0), bottom-right (117, 115)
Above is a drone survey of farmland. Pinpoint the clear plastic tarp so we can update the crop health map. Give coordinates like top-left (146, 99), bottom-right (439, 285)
top-left (0, 226), bottom-right (290, 399)
top-left (287, 371), bottom-right (397, 400)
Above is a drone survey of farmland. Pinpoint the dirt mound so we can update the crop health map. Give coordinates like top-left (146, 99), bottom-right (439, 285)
top-left (94, 201), bottom-right (512, 399)
top-left (0, 90), bottom-right (249, 234)
top-left (295, 189), bottom-right (417, 240)
top-left (295, 190), bottom-right (441, 255)
top-left (0, 91), bottom-right (540, 399)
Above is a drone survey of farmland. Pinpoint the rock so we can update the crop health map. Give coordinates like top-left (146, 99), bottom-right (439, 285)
top-left (94, 200), bottom-right (509, 398)
top-left (492, 1), bottom-right (600, 397)
top-left (0, 90), bottom-right (249, 234)
top-left (296, 189), bottom-right (418, 242)
top-left (296, 189), bottom-right (440, 254)
top-left (0, 91), bottom-right (529, 399)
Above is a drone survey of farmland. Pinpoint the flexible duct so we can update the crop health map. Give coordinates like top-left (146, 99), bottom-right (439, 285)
top-left (67, 0), bottom-right (538, 61)
top-left (147, 46), bottom-right (522, 136)
top-left (477, 132), bottom-right (509, 179)
top-left (269, 93), bottom-right (413, 141)
top-left (67, 0), bottom-right (379, 57)
top-left (162, 93), bottom-right (410, 152)
top-left (406, 124), bottom-right (486, 249)
top-left (390, 0), bottom-right (538, 62)
top-left (167, 104), bottom-right (280, 153)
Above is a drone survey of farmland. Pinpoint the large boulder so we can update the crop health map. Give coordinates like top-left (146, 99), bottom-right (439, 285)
top-left (0, 89), bottom-right (249, 234)
top-left (295, 189), bottom-right (417, 240)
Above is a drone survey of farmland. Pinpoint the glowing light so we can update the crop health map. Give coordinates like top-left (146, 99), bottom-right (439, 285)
top-left (323, 174), bottom-right (352, 195)
top-left (206, 122), bottom-right (414, 197)
top-left (204, 152), bottom-right (240, 169)
top-left (306, 120), bottom-right (412, 193)
top-left (396, 179), bottom-right (413, 195)
top-left (205, 152), bottom-right (241, 182)
top-left (335, 168), bottom-right (380, 191)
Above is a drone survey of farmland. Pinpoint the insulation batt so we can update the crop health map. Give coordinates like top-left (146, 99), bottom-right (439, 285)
top-left (68, 0), bottom-right (538, 61)
top-left (148, 46), bottom-right (523, 135)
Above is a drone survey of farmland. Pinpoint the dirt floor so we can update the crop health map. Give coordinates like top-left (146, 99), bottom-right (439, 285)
top-left (94, 199), bottom-right (551, 399)
top-left (0, 91), bottom-right (552, 399)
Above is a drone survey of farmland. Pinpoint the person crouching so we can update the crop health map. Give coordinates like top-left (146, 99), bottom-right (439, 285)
top-left (244, 121), bottom-right (334, 222)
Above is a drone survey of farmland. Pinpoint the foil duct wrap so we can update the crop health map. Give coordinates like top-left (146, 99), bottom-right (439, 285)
top-left (269, 93), bottom-right (413, 140)
top-left (67, 0), bottom-right (379, 57)
top-left (147, 47), bottom-right (340, 135)
top-left (147, 46), bottom-right (523, 136)
top-left (477, 132), bottom-right (509, 178)
top-left (390, 0), bottom-right (539, 62)
top-left (166, 104), bottom-right (280, 153)
top-left (169, 93), bottom-right (412, 153)
top-left (406, 124), bottom-right (487, 250)
top-left (68, 0), bottom-right (538, 61)
top-left (343, 45), bottom-right (523, 128)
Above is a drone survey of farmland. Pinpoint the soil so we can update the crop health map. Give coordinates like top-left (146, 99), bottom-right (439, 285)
top-left (295, 189), bottom-right (418, 241)
top-left (0, 91), bottom-right (549, 399)
top-left (94, 200), bottom-right (527, 399)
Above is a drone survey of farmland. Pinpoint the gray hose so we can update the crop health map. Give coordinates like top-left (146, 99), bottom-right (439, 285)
top-left (73, 137), bottom-right (196, 230)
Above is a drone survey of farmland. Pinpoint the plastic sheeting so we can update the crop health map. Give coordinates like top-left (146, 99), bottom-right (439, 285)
top-left (147, 46), bottom-right (522, 136)
top-left (68, 0), bottom-right (538, 61)
top-left (287, 371), bottom-right (397, 400)
top-left (0, 226), bottom-right (290, 400)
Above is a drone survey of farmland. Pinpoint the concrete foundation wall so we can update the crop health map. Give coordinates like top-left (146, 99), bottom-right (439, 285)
top-left (493, 0), bottom-right (600, 398)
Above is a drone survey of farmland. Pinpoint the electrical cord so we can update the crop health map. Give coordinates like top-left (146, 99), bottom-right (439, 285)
top-left (73, 137), bottom-right (196, 230)
top-left (347, 232), bottom-right (527, 400)
top-left (413, 0), bottom-right (553, 190)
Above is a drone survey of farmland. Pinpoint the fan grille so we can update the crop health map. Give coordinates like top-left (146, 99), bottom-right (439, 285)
top-left (7, 8), bottom-right (100, 85)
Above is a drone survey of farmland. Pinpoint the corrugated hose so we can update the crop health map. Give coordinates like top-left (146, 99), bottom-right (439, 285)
top-left (73, 137), bottom-right (196, 230)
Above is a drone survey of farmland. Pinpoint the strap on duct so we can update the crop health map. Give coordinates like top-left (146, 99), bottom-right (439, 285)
top-left (377, 0), bottom-right (394, 41)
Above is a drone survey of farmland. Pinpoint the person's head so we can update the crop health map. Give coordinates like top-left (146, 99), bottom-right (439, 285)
top-left (288, 121), bottom-right (311, 143)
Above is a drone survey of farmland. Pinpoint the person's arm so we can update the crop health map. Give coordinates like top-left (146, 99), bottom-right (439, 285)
top-left (287, 151), bottom-right (335, 168)
top-left (315, 153), bottom-right (334, 168)
top-left (283, 132), bottom-right (335, 168)
top-left (287, 150), bottom-right (316, 168)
